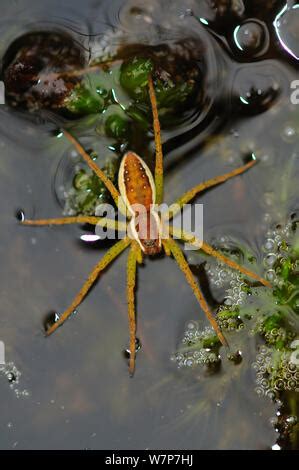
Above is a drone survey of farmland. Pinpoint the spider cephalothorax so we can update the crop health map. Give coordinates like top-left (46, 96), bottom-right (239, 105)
top-left (21, 76), bottom-right (271, 375)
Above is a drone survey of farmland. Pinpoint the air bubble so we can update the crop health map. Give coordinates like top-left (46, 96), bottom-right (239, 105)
top-left (224, 297), bottom-right (233, 306)
top-left (264, 253), bottom-right (277, 268)
top-left (43, 312), bottom-right (60, 331)
top-left (266, 269), bottom-right (277, 283)
top-left (233, 20), bottom-right (268, 57)
top-left (274, 379), bottom-right (284, 391)
top-left (286, 416), bottom-right (297, 425)
top-left (186, 321), bottom-right (198, 331)
top-left (124, 338), bottom-right (142, 358)
top-left (228, 350), bottom-right (242, 364)
top-left (234, 65), bottom-right (280, 115)
top-left (256, 354), bottom-right (265, 364)
top-left (255, 387), bottom-right (265, 397)
top-left (287, 379), bottom-right (296, 390)
top-left (186, 358), bottom-right (194, 367)
top-left (281, 125), bottom-right (296, 143)
top-left (264, 239), bottom-right (275, 252)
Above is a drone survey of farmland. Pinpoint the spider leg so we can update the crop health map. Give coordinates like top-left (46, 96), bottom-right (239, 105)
top-left (62, 129), bottom-right (126, 214)
top-left (46, 237), bottom-right (130, 336)
top-left (21, 216), bottom-right (127, 232)
top-left (39, 60), bottom-right (123, 82)
top-left (127, 242), bottom-right (142, 376)
top-left (166, 159), bottom-right (257, 220)
top-left (170, 227), bottom-right (271, 288)
top-left (163, 238), bottom-right (228, 346)
top-left (56, 60), bottom-right (123, 79)
top-left (148, 75), bottom-right (164, 205)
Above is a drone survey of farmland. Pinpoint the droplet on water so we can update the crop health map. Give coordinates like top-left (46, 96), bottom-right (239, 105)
top-left (233, 20), bottom-right (268, 57)
top-left (43, 311), bottom-right (60, 331)
top-left (15, 209), bottom-right (25, 222)
top-left (123, 338), bottom-right (141, 359)
top-left (281, 125), bottom-right (296, 143)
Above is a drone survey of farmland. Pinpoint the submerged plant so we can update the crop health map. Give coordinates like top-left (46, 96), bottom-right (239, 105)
top-left (63, 156), bottom-right (119, 217)
top-left (172, 216), bottom-right (299, 448)
top-left (2, 32), bottom-right (202, 119)
top-left (2, 32), bottom-right (207, 218)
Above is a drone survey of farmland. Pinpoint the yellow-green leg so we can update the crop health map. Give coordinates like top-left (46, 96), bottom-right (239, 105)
top-left (148, 76), bottom-right (164, 205)
top-left (170, 227), bottom-right (271, 288)
top-left (53, 60), bottom-right (123, 79)
top-left (21, 216), bottom-right (127, 232)
top-left (167, 159), bottom-right (257, 220)
top-left (164, 238), bottom-right (228, 346)
top-left (201, 241), bottom-right (271, 288)
top-left (46, 238), bottom-right (131, 336)
top-left (127, 242), bottom-right (142, 376)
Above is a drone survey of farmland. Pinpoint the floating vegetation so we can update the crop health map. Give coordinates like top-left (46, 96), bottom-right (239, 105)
top-left (173, 215), bottom-right (299, 447)
top-left (1, 31), bottom-right (207, 220)
top-left (63, 156), bottom-right (119, 216)
top-left (118, 47), bottom-right (201, 113)
top-left (170, 323), bottom-right (221, 369)
top-left (2, 32), bottom-right (203, 122)
top-left (3, 32), bottom-right (86, 112)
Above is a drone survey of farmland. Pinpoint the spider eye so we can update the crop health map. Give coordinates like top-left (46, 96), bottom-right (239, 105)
top-left (143, 239), bottom-right (155, 248)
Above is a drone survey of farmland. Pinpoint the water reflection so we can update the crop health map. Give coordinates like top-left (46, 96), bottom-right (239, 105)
top-left (274, 1), bottom-right (299, 60)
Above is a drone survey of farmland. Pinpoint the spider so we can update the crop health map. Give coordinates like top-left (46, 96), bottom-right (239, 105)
top-left (21, 76), bottom-right (271, 375)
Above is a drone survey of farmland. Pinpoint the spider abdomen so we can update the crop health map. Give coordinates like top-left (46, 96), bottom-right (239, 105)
top-left (119, 151), bottom-right (156, 213)
top-left (119, 151), bottom-right (162, 255)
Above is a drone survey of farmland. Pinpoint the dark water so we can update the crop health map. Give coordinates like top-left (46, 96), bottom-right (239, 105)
top-left (0, 0), bottom-right (298, 449)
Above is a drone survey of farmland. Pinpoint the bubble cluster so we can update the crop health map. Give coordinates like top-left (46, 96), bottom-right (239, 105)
top-left (206, 259), bottom-right (237, 289)
top-left (217, 307), bottom-right (244, 332)
top-left (171, 323), bottom-right (220, 369)
top-left (173, 214), bottom-right (298, 412)
top-left (252, 346), bottom-right (299, 399)
top-left (206, 255), bottom-right (248, 309)
top-left (255, 318), bottom-right (295, 347)
top-left (262, 220), bottom-right (296, 285)
top-left (0, 362), bottom-right (30, 399)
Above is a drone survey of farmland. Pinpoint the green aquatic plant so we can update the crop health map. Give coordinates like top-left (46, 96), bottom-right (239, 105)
top-left (61, 53), bottom-right (201, 216)
top-left (3, 31), bottom-right (201, 121)
top-left (3, 34), bottom-right (204, 219)
top-left (120, 56), bottom-right (198, 110)
top-left (64, 81), bottom-right (105, 116)
top-left (173, 216), bottom-right (299, 447)
top-left (63, 156), bottom-right (119, 216)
